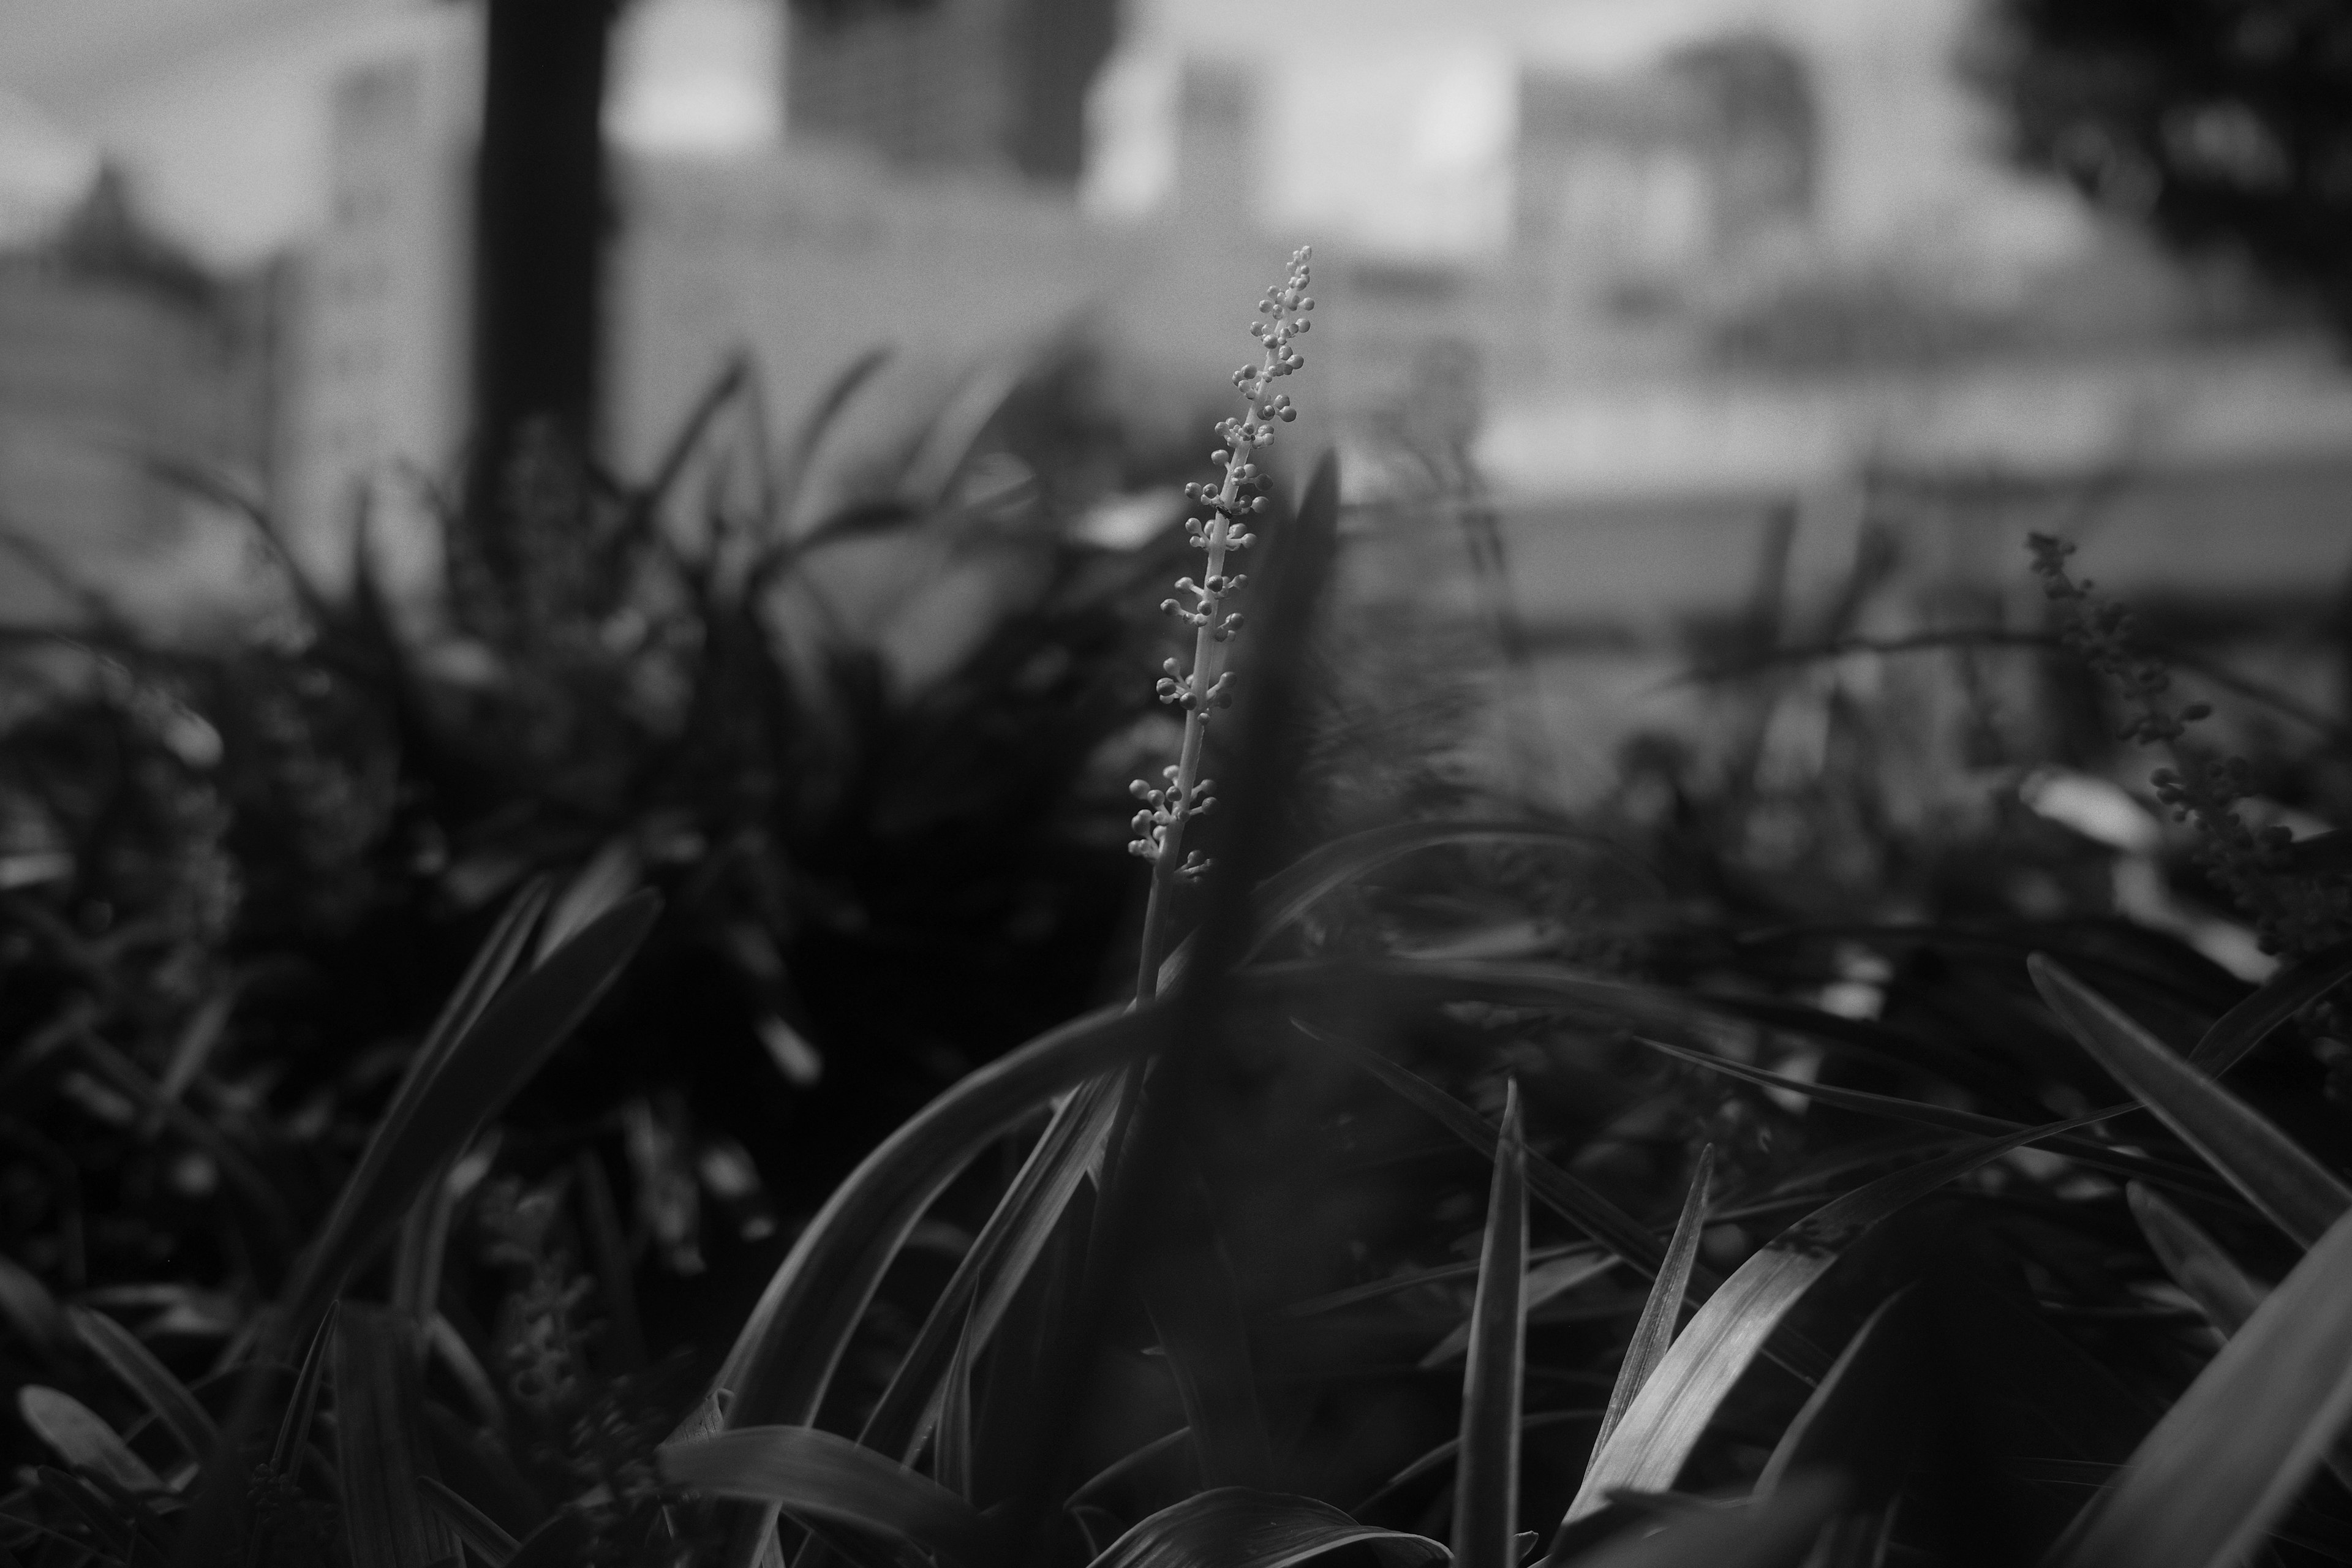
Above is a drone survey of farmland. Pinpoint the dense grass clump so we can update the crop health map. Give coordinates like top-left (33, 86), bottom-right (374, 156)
top-left (4, 250), bottom-right (2352, 1568)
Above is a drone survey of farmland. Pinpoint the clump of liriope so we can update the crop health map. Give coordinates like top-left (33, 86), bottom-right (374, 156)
top-left (2029, 532), bottom-right (2351, 957)
top-left (1128, 246), bottom-right (1314, 1000)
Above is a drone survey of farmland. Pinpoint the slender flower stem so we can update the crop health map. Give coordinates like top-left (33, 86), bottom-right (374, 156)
top-left (1130, 247), bottom-right (1314, 1003)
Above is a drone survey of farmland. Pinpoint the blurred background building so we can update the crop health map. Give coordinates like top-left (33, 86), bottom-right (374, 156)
top-left (1, 0), bottom-right (2348, 654)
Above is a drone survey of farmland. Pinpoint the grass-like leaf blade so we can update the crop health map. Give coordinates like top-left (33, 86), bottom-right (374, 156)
top-left (1754, 1287), bottom-right (1920, 1499)
top-left (1145, 1215), bottom-right (1273, 1488)
top-left (2188, 934), bottom-right (2352, 1074)
top-left (391, 879), bottom-right (549, 1319)
top-left (1359, 1411), bottom-right (1602, 1514)
top-left (1455, 1080), bottom-right (1530, 1568)
top-left (268, 1303), bottom-right (336, 1475)
top-left (934, 1311), bottom-right (976, 1498)
top-left (16, 1385), bottom-right (162, 1493)
top-left (2031, 954), bottom-right (2352, 1247)
top-left (710, 1000), bottom-right (1170, 1431)
top-left (332, 1303), bottom-right (461, 1568)
top-left (533, 840), bottom-right (638, 967)
top-left (1564, 1474), bottom-right (1846, 1568)
top-left (1562, 1117), bottom-right (2094, 1527)
top-left (505, 1510), bottom-right (594, 1568)
top-left (73, 1029), bottom-right (295, 1256)
top-left (67, 1303), bottom-right (218, 1462)
top-left (155, 982), bottom-right (238, 1106)
top-left (658, 1426), bottom-right (988, 1565)
top-left (1159, 821), bottom-right (1659, 989)
top-left (1630, 1035), bottom-right (2223, 1199)
top-left (32, 1462), bottom-right (138, 1554)
top-left (859, 1070), bottom-right (1122, 1461)
top-left (287, 890), bottom-right (657, 1325)
top-left (419, 1474), bottom-right (521, 1566)
top-left (1420, 1254), bottom-right (1618, 1367)
top-left (2052, 1200), bottom-right (2352, 1568)
top-left (390, 875), bottom-right (551, 1114)
top-left (1085, 1487), bottom-right (1447, 1568)
top-left (1317, 1029), bottom-right (1668, 1276)
top-left (2125, 1183), bottom-right (2264, 1333)
top-left (1586, 1145), bottom-right (1714, 1483)
top-left (0, 1250), bottom-right (68, 1359)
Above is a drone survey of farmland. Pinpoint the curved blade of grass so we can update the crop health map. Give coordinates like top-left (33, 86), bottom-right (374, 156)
top-left (17, 1386), bottom-right (164, 1493)
top-left (418, 1401), bottom-right (544, 1537)
top-left (765, 345), bottom-right (892, 546)
top-left (1588, 1146), bottom-right (1714, 1476)
top-left (393, 876), bottom-right (552, 1112)
top-left (388, 877), bottom-right (546, 1322)
top-left (1753, 1288), bottom-right (1922, 1508)
top-left (899, 333), bottom-right (1069, 511)
top-left (72, 1028), bottom-right (295, 1256)
top-left (1561, 1115), bottom-right (2098, 1528)
top-left (1454, 1080), bottom-right (1530, 1568)
top-left (533, 840), bottom-right (639, 967)
top-left (333, 1303), bottom-right (460, 1568)
top-left (426, 1313), bottom-right (505, 1432)
top-left (2189, 934), bottom-right (2352, 1074)
top-left (505, 1510), bottom-right (594, 1568)
top-left (32, 1463), bottom-right (138, 1553)
top-left (268, 1304), bottom-right (336, 1475)
top-left (1070, 1427), bottom-right (1194, 1507)
top-left (1306, 1243), bottom-right (1604, 1323)
top-left (1313, 1018), bottom-right (1842, 1379)
top-left (0, 1250), bottom-right (69, 1358)
top-left (1145, 1213), bottom-right (1272, 1488)
top-left (1159, 821), bottom-right (1661, 989)
top-left (2030, 954), bottom-right (2352, 1248)
top-left (156, 982), bottom-right (238, 1105)
top-left (1420, 1254), bottom-right (1618, 1367)
top-left (710, 1000), bottom-right (1170, 1432)
top-left (393, 1133), bottom-right (501, 1324)
top-left (2125, 1183), bottom-right (2265, 1334)
top-left (1358, 1411), bottom-right (1602, 1513)
top-left (635, 350), bottom-right (749, 529)
top-left (571, 1147), bottom-right (645, 1373)
top-left (858, 1070), bottom-right (1122, 1462)
top-left (1564, 1473), bottom-right (1846, 1568)
top-left (2052, 1200), bottom-right (2352, 1568)
top-left (660, 1427), bottom-right (989, 1566)
top-left (933, 1311), bottom-right (976, 1498)
top-left (2125, 1182), bottom-right (2352, 1498)
top-left (67, 1304), bottom-right (217, 1462)
top-left (287, 891), bottom-right (657, 1327)
top-left (1697, 993), bottom-right (2023, 1109)
top-left (1310, 1027), bottom-right (1667, 1276)
top-left (139, 453), bottom-right (334, 627)
top-left (1086, 1487), bottom-right (1447, 1568)
top-left (732, 958), bottom-right (1779, 1451)
top-left (1629, 1035), bottom-right (2216, 1198)
top-left (1632, 1034), bottom-right (2023, 1139)
top-left (420, 1474), bottom-right (521, 1566)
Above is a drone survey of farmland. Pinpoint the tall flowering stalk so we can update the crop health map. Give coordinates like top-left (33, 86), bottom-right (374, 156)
top-left (1129, 246), bottom-right (1315, 1001)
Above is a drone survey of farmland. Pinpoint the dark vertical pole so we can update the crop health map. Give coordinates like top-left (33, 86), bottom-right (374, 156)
top-left (468, 0), bottom-right (621, 536)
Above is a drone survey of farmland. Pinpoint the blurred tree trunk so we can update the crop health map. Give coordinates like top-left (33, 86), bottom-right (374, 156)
top-left (467, 0), bottom-right (622, 538)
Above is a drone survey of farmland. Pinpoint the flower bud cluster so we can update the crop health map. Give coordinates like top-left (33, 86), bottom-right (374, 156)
top-left (1128, 765), bottom-right (1215, 880)
top-left (2029, 532), bottom-right (2349, 957)
top-left (1128, 246), bottom-right (1314, 887)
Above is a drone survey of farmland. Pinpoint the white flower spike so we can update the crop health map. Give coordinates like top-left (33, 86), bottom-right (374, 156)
top-left (1130, 247), bottom-right (1314, 999)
